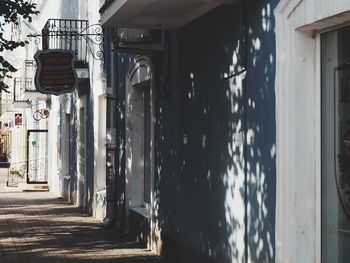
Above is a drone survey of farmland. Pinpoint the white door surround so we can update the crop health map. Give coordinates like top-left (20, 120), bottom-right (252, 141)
top-left (125, 55), bottom-right (157, 250)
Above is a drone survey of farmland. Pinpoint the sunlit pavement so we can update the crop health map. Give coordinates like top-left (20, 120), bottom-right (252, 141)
top-left (0, 169), bottom-right (164, 263)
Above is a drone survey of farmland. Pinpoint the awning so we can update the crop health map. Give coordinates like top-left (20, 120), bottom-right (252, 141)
top-left (100, 0), bottom-right (239, 29)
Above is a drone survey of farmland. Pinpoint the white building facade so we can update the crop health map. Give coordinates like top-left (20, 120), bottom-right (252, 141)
top-left (276, 0), bottom-right (350, 262)
top-left (2, 0), bottom-right (350, 262)
top-left (1, 0), bottom-right (108, 221)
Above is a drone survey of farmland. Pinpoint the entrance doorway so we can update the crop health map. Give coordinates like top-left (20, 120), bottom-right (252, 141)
top-left (27, 130), bottom-right (48, 184)
top-left (126, 80), bottom-right (152, 208)
top-left (125, 56), bottom-right (154, 247)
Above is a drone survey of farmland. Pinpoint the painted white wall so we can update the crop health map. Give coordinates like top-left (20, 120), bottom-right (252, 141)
top-left (87, 0), bottom-right (107, 220)
top-left (47, 97), bottom-right (61, 196)
top-left (93, 94), bottom-right (107, 221)
top-left (3, 111), bottom-right (26, 179)
top-left (32, 1), bottom-right (60, 30)
top-left (275, 0), bottom-right (350, 262)
top-left (10, 118), bottom-right (27, 169)
top-left (23, 0), bottom-right (60, 193)
top-left (31, 0), bottom-right (108, 218)
top-left (0, 0), bottom-right (107, 223)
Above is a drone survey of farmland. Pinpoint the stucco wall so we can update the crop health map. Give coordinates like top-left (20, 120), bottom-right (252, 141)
top-left (45, 0), bottom-right (107, 219)
top-left (275, 0), bottom-right (350, 262)
top-left (153, 2), bottom-right (277, 262)
top-left (114, 2), bottom-right (278, 262)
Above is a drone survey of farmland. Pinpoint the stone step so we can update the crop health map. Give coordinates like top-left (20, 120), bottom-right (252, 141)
top-left (22, 184), bottom-right (49, 192)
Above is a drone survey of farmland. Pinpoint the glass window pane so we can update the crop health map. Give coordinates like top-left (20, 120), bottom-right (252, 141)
top-left (27, 131), bottom-right (48, 183)
top-left (322, 25), bottom-right (350, 263)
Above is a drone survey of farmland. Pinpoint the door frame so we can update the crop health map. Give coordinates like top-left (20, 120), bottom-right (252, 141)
top-left (125, 55), bottom-right (155, 250)
top-left (26, 129), bottom-right (48, 184)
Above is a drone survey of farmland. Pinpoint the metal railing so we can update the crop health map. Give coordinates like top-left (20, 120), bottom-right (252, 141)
top-left (25, 60), bottom-right (36, 92)
top-left (28, 18), bottom-right (103, 62)
top-left (42, 19), bottom-right (89, 65)
top-left (13, 77), bottom-right (24, 101)
top-left (25, 77), bottom-right (35, 92)
top-left (13, 77), bottom-right (31, 104)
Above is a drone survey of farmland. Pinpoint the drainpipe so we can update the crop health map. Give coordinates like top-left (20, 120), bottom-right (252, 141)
top-left (105, 28), bottom-right (127, 234)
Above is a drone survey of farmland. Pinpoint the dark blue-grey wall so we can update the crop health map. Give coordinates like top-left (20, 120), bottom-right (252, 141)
top-left (85, 83), bottom-right (95, 214)
top-left (114, 1), bottom-right (278, 262)
top-left (155, 6), bottom-right (247, 263)
top-left (154, 2), bottom-right (277, 262)
top-left (114, 53), bottom-right (134, 230)
top-left (245, 0), bottom-right (277, 262)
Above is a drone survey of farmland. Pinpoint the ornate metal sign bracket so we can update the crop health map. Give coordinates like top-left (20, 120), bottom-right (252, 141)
top-left (28, 19), bottom-right (103, 61)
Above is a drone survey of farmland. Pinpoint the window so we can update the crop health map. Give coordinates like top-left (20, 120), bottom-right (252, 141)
top-left (125, 56), bottom-right (153, 210)
top-left (322, 25), bottom-right (350, 263)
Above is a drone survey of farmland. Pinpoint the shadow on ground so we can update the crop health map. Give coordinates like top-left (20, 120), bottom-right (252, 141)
top-left (0, 191), bottom-right (164, 263)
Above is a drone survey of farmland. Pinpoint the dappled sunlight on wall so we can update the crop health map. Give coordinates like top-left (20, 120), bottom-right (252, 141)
top-left (158, 1), bottom-right (276, 262)
top-left (113, 1), bottom-right (278, 261)
top-left (149, 5), bottom-right (250, 262)
top-left (222, 73), bottom-right (246, 262)
top-left (244, 1), bottom-right (277, 262)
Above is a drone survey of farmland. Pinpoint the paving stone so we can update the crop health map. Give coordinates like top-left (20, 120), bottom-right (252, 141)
top-left (0, 169), bottom-right (164, 263)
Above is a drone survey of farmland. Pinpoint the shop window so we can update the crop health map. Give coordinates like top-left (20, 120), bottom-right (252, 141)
top-left (322, 24), bottom-right (350, 263)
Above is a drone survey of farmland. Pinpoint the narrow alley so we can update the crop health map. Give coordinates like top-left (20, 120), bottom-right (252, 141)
top-left (0, 169), bottom-right (164, 263)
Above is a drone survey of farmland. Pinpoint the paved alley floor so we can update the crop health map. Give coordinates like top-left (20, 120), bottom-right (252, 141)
top-left (0, 169), bottom-right (164, 263)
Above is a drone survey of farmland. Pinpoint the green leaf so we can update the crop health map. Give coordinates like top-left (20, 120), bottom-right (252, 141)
top-left (0, 0), bottom-right (38, 90)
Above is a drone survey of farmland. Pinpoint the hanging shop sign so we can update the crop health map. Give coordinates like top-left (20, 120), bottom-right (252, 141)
top-left (33, 109), bottom-right (50, 121)
top-left (34, 49), bottom-right (77, 95)
top-left (2, 120), bottom-right (13, 128)
top-left (15, 114), bottom-right (22, 126)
